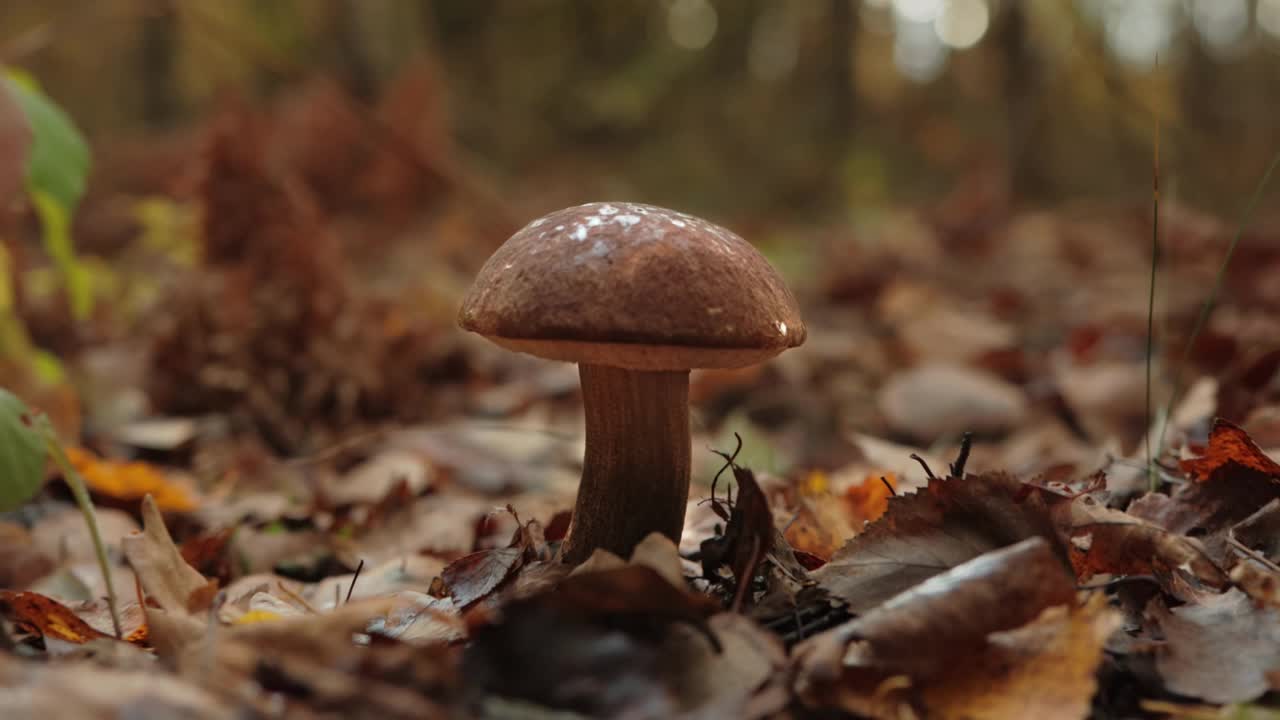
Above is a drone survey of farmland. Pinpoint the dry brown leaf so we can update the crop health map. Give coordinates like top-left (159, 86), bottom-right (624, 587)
top-left (796, 541), bottom-right (1117, 720)
top-left (122, 495), bottom-right (210, 613)
top-left (663, 613), bottom-right (788, 718)
top-left (797, 538), bottom-right (1075, 684)
top-left (628, 532), bottom-right (687, 589)
top-left (1153, 588), bottom-right (1280, 704)
top-left (1067, 502), bottom-right (1229, 596)
top-left (121, 494), bottom-right (212, 656)
top-left (878, 363), bottom-right (1028, 441)
top-left (441, 547), bottom-right (523, 609)
top-left (918, 594), bottom-right (1120, 720)
top-left (815, 473), bottom-right (1063, 612)
top-left (0, 654), bottom-right (234, 719)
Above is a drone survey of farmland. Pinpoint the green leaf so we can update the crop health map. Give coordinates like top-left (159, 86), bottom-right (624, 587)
top-left (3, 68), bottom-right (93, 319)
top-left (0, 388), bottom-right (48, 512)
top-left (2, 69), bottom-right (89, 212)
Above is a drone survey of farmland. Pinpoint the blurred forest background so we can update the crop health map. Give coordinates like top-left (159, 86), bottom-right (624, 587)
top-left (7, 0), bottom-right (1280, 217)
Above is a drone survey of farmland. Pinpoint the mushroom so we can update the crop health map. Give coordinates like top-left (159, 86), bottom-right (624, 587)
top-left (459, 202), bottom-right (804, 563)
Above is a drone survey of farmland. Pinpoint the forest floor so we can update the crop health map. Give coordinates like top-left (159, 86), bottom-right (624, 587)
top-left (4, 78), bottom-right (1280, 720)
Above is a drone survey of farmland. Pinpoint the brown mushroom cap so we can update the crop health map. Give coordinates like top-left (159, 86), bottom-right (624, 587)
top-left (459, 202), bottom-right (805, 370)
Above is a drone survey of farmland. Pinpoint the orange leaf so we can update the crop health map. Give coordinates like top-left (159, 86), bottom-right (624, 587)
top-left (65, 447), bottom-right (200, 512)
top-left (844, 472), bottom-right (897, 525)
top-left (1180, 419), bottom-right (1280, 484)
top-left (0, 590), bottom-right (110, 644)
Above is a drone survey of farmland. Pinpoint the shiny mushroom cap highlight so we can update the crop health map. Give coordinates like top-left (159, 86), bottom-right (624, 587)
top-left (459, 202), bottom-right (805, 371)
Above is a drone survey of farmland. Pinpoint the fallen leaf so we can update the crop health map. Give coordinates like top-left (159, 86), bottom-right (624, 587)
top-left (179, 527), bottom-right (235, 584)
top-left (1067, 502), bottom-right (1229, 597)
top-left (796, 541), bottom-right (1118, 720)
top-left (441, 547), bottom-right (522, 609)
top-left (0, 654), bottom-right (234, 719)
top-left (815, 473), bottom-right (1063, 612)
top-left (917, 594), bottom-right (1120, 720)
top-left (844, 471), bottom-right (897, 527)
top-left (878, 363), bottom-right (1028, 441)
top-left (123, 495), bottom-right (210, 613)
top-left (722, 465), bottom-right (775, 608)
top-left (1230, 498), bottom-right (1280, 562)
top-left (30, 506), bottom-right (139, 567)
top-left (1153, 589), bottom-right (1280, 703)
top-left (367, 591), bottom-right (465, 645)
top-left (1181, 419), bottom-right (1280, 484)
top-left (662, 613), bottom-right (788, 718)
top-left (0, 590), bottom-right (110, 644)
top-left (121, 494), bottom-right (211, 656)
top-left (66, 447), bottom-right (200, 512)
top-left (797, 538), bottom-right (1075, 682)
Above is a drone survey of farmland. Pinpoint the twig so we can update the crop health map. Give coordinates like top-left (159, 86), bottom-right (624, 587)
top-left (949, 432), bottom-right (973, 478)
top-left (1227, 535), bottom-right (1280, 574)
top-left (39, 416), bottom-right (121, 639)
top-left (709, 432), bottom-right (743, 509)
top-left (880, 476), bottom-right (897, 497)
top-left (345, 559), bottom-right (365, 604)
top-left (910, 453), bottom-right (939, 482)
top-left (1145, 111), bottom-right (1161, 492)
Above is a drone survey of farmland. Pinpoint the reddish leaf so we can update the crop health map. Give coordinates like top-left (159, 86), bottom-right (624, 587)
top-left (1180, 418), bottom-right (1280, 484)
top-left (0, 590), bottom-right (110, 644)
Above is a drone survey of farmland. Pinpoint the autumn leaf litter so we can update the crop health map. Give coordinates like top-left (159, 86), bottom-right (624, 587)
top-left (6, 82), bottom-right (1280, 719)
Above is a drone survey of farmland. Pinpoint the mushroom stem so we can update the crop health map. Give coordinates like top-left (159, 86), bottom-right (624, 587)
top-left (562, 363), bottom-right (691, 564)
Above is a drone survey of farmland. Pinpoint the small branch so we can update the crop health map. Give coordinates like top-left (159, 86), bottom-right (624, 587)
top-left (910, 453), bottom-right (939, 482)
top-left (345, 559), bottom-right (365, 604)
top-left (1228, 535), bottom-right (1280, 575)
top-left (949, 432), bottom-right (973, 478)
top-left (39, 417), bottom-right (121, 639)
top-left (880, 476), bottom-right (897, 497)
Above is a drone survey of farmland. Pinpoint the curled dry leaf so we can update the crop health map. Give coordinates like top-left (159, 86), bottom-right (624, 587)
top-left (796, 538), bottom-right (1074, 684)
top-left (1153, 589), bottom-right (1280, 704)
top-left (796, 540), bottom-right (1118, 720)
top-left (0, 590), bottom-right (110, 645)
top-left (441, 547), bottom-right (523, 609)
top-left (815, 473), bottom-right (1062, 612)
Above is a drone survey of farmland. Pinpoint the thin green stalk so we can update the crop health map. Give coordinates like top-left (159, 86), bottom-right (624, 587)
top-left (1145, 119), bottom-right (1160, 491)
top-left (1154, 148), bottom-right (1280, 458)
top-left (38, 416), bottom-right (122, 639)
